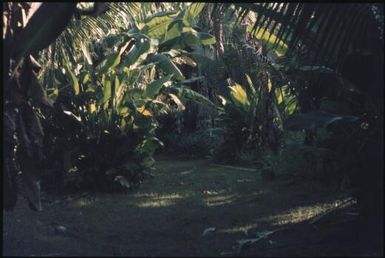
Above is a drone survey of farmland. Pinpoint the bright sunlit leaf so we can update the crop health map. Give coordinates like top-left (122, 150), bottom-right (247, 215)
top-left (137, 105), bottom-right (152, 116)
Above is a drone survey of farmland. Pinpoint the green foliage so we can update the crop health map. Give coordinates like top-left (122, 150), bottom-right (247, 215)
top-left (222, 3), bottom-right (383, 69)
top-left (215, 72), bottom-right (291, 164)
top-left (39, 7), bottom-right (216, 193)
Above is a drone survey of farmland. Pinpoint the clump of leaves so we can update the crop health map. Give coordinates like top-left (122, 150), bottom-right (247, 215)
top-left (215, 72), bottom-right (287, 164)
top-left (40, 8), bottom-right (216, 193)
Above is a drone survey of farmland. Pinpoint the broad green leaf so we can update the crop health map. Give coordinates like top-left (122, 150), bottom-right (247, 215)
top-left (65, 65), bottom-right (79, 95)
top-left (98, 42), bottom-right (131, 75)
top-left (195, 32), bottom-right (216, 45)
top-left (183, 31), bottom-right (216, 46)
top-left (144, 75), bottom-right (172, 99)
top-left (102, 75), bottom-right (112, 109)
top-left (168, 93), bottom-right (185, 111)
top-left (183, 3), bottom-right (206, 26)
top-left (183, 32), bottom-right (200, 45)
top-left (275, 88), bottom-right (284, 105)
top-left (124, 37), bottom-right (151, 67)
top-left (150, 54), bottom-right (185, 81)
top-left (229, 83), bottom-right (250, 108)
top-left (173, 86), bottom-right (215, 109)
top-left (267, 77), bottom-right (273, 93)
top-left (143, 10), bottom-right (178, 38)
top-left (183, 27), bottom-right (193, 33)
top-left (114, 75), bottom-right (120, 96)
top-left (137, 106), bottom-right (152, 116)
top-left (89, 103), bottom-right (97, 113)
top-left (124, 88), bottom-right (144, 102)
top-left (81, 73), bottom-right (90, 84)
top-left (164, 20), bottom-right (183, 42)
top-left (99, 52), bottom-right (121, 75)
top-left (173, 55), bottom-right (197, 67)
top-left (119, 107), bottom-right (129, 117)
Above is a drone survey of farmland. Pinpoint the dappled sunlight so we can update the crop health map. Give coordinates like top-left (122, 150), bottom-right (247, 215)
top-left (204, 193), bottom-right (238, 207)
top-left (133, 192), bottom-right (187, 208)
top-left (136, 199), bottom-right (176, 208)
top-left (219, 223), bottom-right (258, 234)
top-left (133, 192), bottom-right (186, 199)
top-left (3, 1), bottom-right (382, 257)
top-left (180, 169), bottom-right (193, 175)
top-left (255, 197), bottom-right (356, 226)
top-left (73, 198), bottom-right (96, 208)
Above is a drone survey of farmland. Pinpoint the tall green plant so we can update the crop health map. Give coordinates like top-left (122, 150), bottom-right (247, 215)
top-left (216, 72), bottom-right (291, 163)
top-left (41, 5), bottom-right (216, 192)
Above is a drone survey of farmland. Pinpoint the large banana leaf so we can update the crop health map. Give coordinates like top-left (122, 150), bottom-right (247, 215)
top-left (183, 3), bottom-right (206, 26)
top-left (143, 10), bottom-right (179, 38)
top-left (98, 42), bottom-right (131, 75)
top-left (229, 83), bottom-right (250, 109)
top-left (149, 53), bottom-right (185, 81)
top-left (143, 74), bottom-right (173, 98)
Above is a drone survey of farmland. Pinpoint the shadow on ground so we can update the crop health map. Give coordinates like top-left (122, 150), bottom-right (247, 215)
top-left (3, 156), bottom-right (383, 256)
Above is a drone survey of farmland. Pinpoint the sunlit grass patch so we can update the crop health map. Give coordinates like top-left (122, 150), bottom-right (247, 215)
top-left (219, 223), bottom-right (258, 234)
top-left (180, 169), bottom-right (193, 175)
top-left (133, 192), bottom-right (187, 208)
top-left (73, 197), bottom-right (96, 207)
top-left (136, 199), bottom-right (176, 208)
top-left (255, 198), bottom-right (355, 226)
top-left (204, 193), bottom-right (237, 207)
top-left (133, 192), bottom-right (185, 199)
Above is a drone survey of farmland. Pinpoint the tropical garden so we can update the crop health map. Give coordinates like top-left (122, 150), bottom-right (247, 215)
top-left (3, 2), bottom-right (384, 256)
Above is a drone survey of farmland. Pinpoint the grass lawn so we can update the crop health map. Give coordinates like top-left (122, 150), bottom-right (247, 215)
top-left (3, 156), bottom-right (381, 256)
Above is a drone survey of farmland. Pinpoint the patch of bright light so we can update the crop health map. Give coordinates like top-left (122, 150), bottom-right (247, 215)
top-left (219, 223), bottom-right (258, 234)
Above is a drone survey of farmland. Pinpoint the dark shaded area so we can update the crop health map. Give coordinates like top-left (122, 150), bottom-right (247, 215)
top-left (3, 157), bottom-right (383, 256)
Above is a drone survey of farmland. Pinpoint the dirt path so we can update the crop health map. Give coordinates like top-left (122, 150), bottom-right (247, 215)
top-left (3, 156), bottom-right (382, 256)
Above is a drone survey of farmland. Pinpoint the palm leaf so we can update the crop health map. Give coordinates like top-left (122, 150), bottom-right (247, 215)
top-left (221, 3), bottom-right (383, 71)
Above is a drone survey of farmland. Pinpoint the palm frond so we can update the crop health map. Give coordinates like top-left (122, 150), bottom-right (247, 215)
top-left (218, 3), bottom-right (383, 70)
top-left (38, 3), bottom-right (141, 72)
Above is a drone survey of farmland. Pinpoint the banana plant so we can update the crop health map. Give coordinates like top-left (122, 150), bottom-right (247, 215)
top-left (43, 14), bottom-right (216, 191)
top-left (217, 72), bottom-right (289, 162)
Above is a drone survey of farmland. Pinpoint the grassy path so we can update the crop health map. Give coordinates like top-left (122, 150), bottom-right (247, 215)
top-left (3, 156), bottom-right (378, 256)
